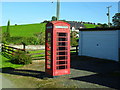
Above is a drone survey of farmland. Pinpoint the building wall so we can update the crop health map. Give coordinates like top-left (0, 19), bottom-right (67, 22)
top-left (79, 30), bottom-right (119, 61)
top-left (118, 30), bottom-right (120, 61)
top-left (119, 30), bottom-right (120, 48)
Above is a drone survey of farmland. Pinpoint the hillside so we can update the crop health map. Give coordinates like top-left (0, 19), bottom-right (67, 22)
top-left (2, 23), bottom-right (46, 37)
top-left (2, 22), bottom-right (99, 38)
top-left (1, 22), bottom-right (99, 45)
top-left (83, 24), bottom-right (100, 28)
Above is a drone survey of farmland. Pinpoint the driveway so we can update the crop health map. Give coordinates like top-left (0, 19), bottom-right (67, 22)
top-left (1, 54), bottom-right (120, 89)
top-left (0, 74), bottom-right (17, 88)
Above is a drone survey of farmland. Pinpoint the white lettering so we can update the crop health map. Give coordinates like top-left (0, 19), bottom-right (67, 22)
top-left (55, 26), bottom-right (68, 29)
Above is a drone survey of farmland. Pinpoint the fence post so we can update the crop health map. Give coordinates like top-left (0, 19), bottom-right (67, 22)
top-left (1, 44), bottom-right (4, 52)
top-left (76, 45), bottom-right (78, 55)
top-left (22, 42), bottom-right (26, 52)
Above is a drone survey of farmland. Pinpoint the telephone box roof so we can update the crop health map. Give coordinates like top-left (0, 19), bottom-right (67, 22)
top-left (48, 21), bottom-right (70, 26)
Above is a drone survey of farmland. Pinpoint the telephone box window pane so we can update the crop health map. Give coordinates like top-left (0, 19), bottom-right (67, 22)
top-left (57, 47), bottom-right (67, 50)
top-left (48, 51), bottom-right (51, 54)
top-left (59, 56), bottom-right (66, 60)
top-left (47, 46), bottom-right (51, 49)
top-left (57, 56), bottom-right (67, 60)
top-left (58, 33), bottom-right (67, 36)
top-left (58, 42), bottom-right (67, 46)
top-left (48, 42), bottom-right (51, 46)
top-left (57, 52), bottom-right (67, 55)
top-left (58, 38), bottom-right (67, 41)
top-left (57, 61), bottom-right (67, 65)
top-left (48, 33), bottom-right (51, 37)
top-left (57, 66), bottom-right (67, 70)
top-left (47, 65), bottom-right (51, 69)
top-left (47, 32), bottom-right (52, 70)
top-left (48, 38), bottom-right (51, 41)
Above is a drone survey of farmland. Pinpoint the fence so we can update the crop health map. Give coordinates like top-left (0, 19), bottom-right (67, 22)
top-left (26, 49), bottom-right (45, 60)
top-left (71, 45), bottom-right (79, 54)
top-left (2, 44), bottom-right (25, 55)
top-left (1, 44), bottom-right (45, 60)
top-left (1, 44), bottom-right (78, 60)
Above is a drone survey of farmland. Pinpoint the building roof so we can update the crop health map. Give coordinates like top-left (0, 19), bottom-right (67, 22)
top-left (79, 27), bottom-right (120, 31)
top-left (67, 21), bottom-right (85, 29)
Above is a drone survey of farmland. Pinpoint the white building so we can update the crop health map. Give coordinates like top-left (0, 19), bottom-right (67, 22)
top-left (78, 28), bottom-right (120, 61)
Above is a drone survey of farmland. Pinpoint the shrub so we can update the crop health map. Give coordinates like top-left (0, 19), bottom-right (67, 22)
top-left (34, 32), bottom-right (45, 45)
top-left (70, 31), bottom-right (78, 46)
top-left (21, 37), bottom-right (38, 45)
top-left (1, 36), bottom-right (41, 45)
top-left (11, 50), bottom-right (32, 65)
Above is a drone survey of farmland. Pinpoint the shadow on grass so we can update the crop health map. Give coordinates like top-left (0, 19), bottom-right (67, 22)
top-left (70, 55), bottom-right (120, 89)
top-left (1, 67), bottom-right (48, 79)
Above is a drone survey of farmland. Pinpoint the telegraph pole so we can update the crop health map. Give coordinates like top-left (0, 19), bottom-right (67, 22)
top-left (106, 6), bottom-right (112, 27)
top-left (56, 0), bottom-right (60, 20)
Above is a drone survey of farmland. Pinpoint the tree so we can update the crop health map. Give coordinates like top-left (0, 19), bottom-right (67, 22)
top-left (51, 16), bottom-right (57, 21)
top-left (100, 23), bottom-right (108, 28)
top-left (2, 20), bottom-right (10, 43)
top-left (6, 20), bottom-right (10, 37)
top-left (97, 23), bottom-right (102, 25)
top-left (112, 13), bottom-right (120, 27)
top-left (42, 20), bottom-right (50, 23)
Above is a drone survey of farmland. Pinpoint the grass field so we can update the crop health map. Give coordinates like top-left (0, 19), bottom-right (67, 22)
top-left (1, 22), bottom-right (99, 38)
top-left (2, 23), bottom-right (46, 37)
top-left (84, 24), bottom-right (100, 28)
top-left (0, 54), bottom-right (23, 69)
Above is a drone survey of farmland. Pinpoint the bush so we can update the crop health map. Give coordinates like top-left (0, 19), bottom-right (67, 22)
top-left (1, 36), bottom-right (41, 45)
top-left (21, 37), bottom-right (38, 45)
top-left (34, 32), bottom-right (45, 45)
top-left (70, 31), bottom-right (78, 46)
top-left (11, 51), bottom-right (32, 65)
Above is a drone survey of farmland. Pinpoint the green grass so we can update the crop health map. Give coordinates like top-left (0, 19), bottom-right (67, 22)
top-left (84, 24), bottom-right (100, 28)
top-left (29, 50), bottom-right (45, 54)
top-left (0, 50), bottom-right (45, 68)
top-left (1, 54), bottom-right (23, 68)
top-left (2, 23), bottom-right (46, 37)
top-left (1, 23), bottom-right (99, 38)
top-left (29, 50), bottom-right (45, 58)
top-left (29, 50), bottom-right (76, 58)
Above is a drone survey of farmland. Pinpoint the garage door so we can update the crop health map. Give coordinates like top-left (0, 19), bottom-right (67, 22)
top-left (79, 31), bottom-right (119, 61)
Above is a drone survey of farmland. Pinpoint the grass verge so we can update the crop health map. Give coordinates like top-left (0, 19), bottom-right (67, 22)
top-left (1, 54), bottom-right (23, 69)
top-left (28, 50), bottom-right (45, 60)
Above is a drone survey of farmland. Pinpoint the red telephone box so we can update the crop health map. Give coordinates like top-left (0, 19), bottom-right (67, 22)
top-left (45, 21), bottom-right (70, 76)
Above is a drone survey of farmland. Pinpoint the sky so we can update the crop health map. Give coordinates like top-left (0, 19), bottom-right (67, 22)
top-left (1, 1), bottom-right (120, 26)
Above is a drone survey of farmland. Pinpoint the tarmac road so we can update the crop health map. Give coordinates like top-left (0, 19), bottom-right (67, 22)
top-left (0, 74), bottom-right (17, 88)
